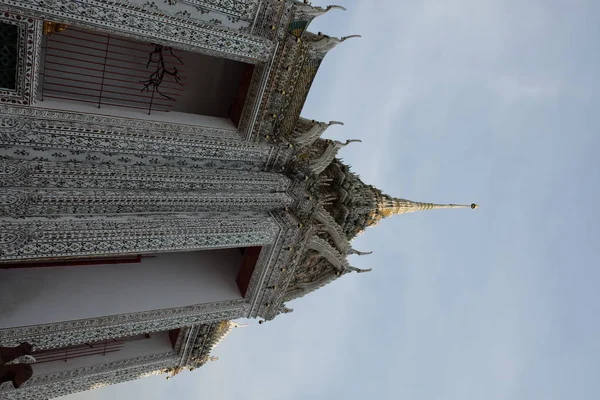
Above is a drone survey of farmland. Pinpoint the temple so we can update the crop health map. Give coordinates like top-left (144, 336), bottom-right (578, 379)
top-left (0, 1), bottom-right (476, 398)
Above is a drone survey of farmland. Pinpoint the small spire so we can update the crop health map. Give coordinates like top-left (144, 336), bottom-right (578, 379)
top-left (378, 198), bottom-right (478, 217)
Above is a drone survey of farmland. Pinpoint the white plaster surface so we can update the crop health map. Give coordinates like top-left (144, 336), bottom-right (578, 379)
top-left (0, 250), bottom-right (243, 328)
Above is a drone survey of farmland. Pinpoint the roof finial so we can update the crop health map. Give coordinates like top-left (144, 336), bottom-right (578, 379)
top-left (343, 139), bottom-right (361, 146)
top-left (340, 34), bottom-right (362, 42)
top-left (296, 3), bottom-right (347, 18)
top-left (371, 196), bottom-right (479, 225)
top-left (307, 33), bottom-right (361, 54)
top-left (349, 249), bottom-right (373, 256)
top-left (347, 266), bottom-right (372, 274)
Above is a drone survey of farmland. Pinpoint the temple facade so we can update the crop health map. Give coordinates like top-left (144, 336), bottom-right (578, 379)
top-left (0, 1), bottom-right (476, 398)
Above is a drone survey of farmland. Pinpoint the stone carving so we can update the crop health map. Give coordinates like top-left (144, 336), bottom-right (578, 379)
top-left (309, 139), bottom-right (361, 175)
top-left (0, 14), bottom-right (42, 106)
top-left (292, 118), bottom-right (343, 147)
top-left (0, 213), bottom-right (279, 260)
top-left (3, 0), bottom-right (273, 63)
top-left (0, 113), bottom-right (271, 168)
top-left (313, 204), bottom-right (371, 256)
top-left (0, 191), bottom-right (28, 216)
top-left (0, 160), bottom-right (290, 192)
top-left (0, 353), bottom-right (178, 399)
top-left (0, 229), bottom-right (34, 256)
top-left (293, 3), bottom-right (346, 20)
top-left (181, 0), bottom-right (260, 20)
top-left (0, 105), bottom-right (241, 140)
top-left (248, 211), bottom-right (304, 319)
top-left (306, 235), bottom-right (351, 272)
top-left (305, 32), bottom-right (361, 56)
top-left (0, 299), bottom-right (248, 350)
top-left (0, 188), bottom-right (291, 216)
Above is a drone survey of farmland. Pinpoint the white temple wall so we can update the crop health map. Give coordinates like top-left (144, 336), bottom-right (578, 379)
top-left (0, 250), bottom-right (243, 329)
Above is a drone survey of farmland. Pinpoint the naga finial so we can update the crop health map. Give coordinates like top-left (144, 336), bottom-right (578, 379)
top-left (341, 34), bottom-right (362, 42)
top-left (350, 249), bottom-right (373, 256)
top-left (328, 120), bottom-right (344, 126)
top-left (326, 5), bottom-right (347, 12)
top-left (308, 33), bottom-right (361, 53)
top-left (348, 266), bottom-right (373, 274)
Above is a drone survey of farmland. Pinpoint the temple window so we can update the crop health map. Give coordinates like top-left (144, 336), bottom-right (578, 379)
top-left (0, 22), bottom-right (19, 90)
top-left (38, 26), bottom-right (254, 128)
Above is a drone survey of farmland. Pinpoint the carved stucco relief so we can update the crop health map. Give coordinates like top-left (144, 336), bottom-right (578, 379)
top-left (0, 159), bottom-right (291, 192)
top-left (1, 0), bottom-right (274, 63)
top-left (0, 188), bottom-right (292, 216)
top-left (0, 299), bottom-right (248, 350)
top-left (0, 352), bottom-right (179, 399)
top-left (0, 212), bottom-right (279, 260)
top-left (0, 106), bottom-right (272, 170)
top-left (127, 0), bottom-right (260, 32)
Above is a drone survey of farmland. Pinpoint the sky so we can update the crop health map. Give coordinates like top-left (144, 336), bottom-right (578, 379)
top-left (64, 1), bottom-right (600, 399)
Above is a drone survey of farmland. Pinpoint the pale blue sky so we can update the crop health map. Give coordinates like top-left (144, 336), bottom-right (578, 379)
top-left (65, 1), bottom-right (600, 399)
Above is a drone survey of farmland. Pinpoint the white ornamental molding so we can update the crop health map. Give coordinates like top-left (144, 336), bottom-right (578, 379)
top-left (0, 299), bottom-right (248, 350)
top-left (1, 0), bottom-right (274, 63)
top-left (0, 352), bottom-right (179, 399)
top-left (0, 188), bottom-right (292, 216)
top-left (131, 0), bottom-right (261, 26)
top-left (247, 210), bottom-right (303, 319)
top-left (0, 107), bottom-right (272, 169)
top-left (0, 212), bottom-right (279, 261)
top-left (0, 160), bottom-right (291, 192)
top-left (0, 13), bottom-right (42, 105)
top-left (180, 0), bottom-right (259, 19)
top-left (0, 104), bottom-right (242, 140)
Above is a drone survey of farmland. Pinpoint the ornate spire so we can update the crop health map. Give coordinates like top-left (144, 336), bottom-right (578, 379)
top-left (374, 195), bottom-right (478, 220)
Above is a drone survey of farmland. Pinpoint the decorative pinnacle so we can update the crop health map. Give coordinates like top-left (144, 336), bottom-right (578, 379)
top-left (374, 197), bottom-right (479, 220)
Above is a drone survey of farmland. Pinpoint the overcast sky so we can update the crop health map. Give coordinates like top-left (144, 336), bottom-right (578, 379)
top-left (64, 1), bottom-right (600, 399)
